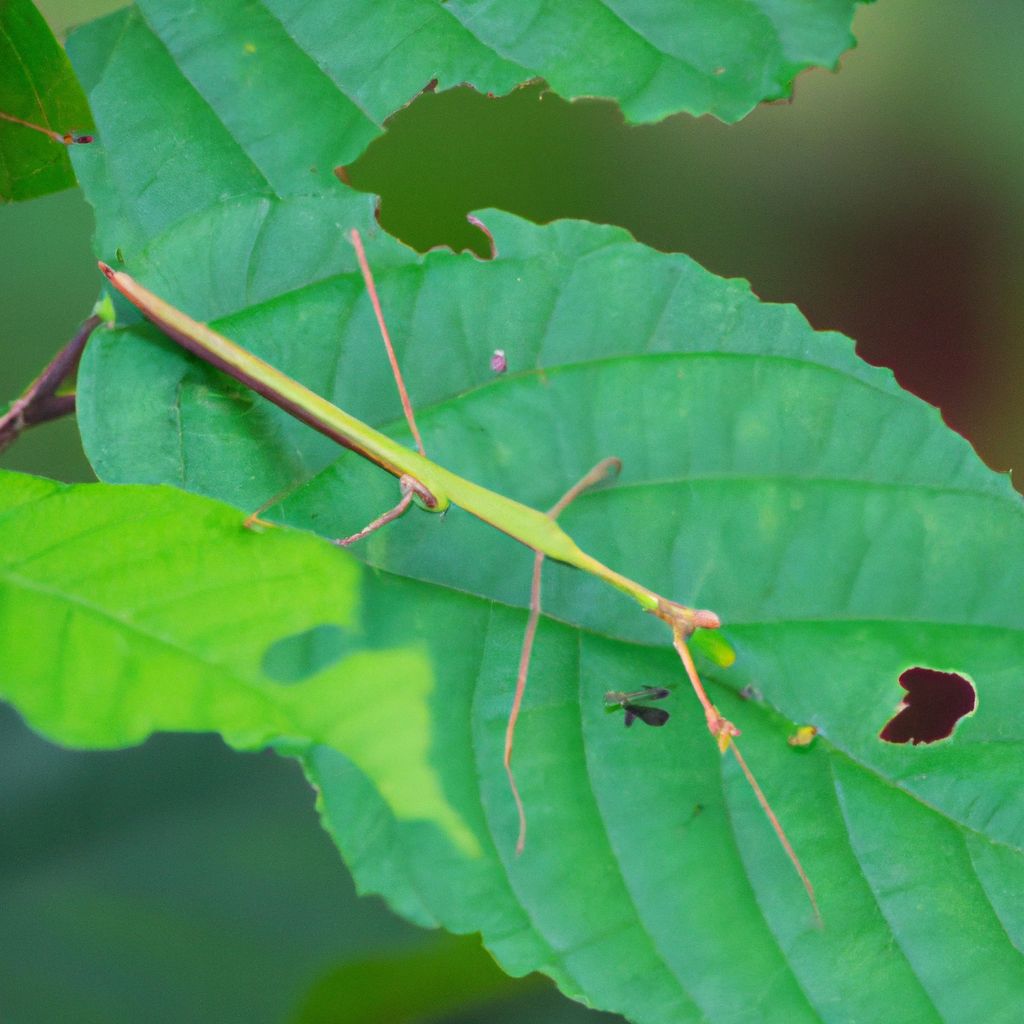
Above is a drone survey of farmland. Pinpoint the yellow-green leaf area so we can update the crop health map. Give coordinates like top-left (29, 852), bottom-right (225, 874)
top-left (0, 470), bottom-right (476, 855)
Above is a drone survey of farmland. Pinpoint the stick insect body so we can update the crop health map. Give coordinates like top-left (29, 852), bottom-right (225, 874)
top-left (97, 248), bottom-right (819, 920)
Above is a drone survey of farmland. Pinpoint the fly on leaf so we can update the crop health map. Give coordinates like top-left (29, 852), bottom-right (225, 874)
top-left (604, 687), bottom-right (671, 728)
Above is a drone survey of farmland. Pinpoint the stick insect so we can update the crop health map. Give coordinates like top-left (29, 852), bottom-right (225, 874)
top-left (98, 235), bottom-right (818, 919)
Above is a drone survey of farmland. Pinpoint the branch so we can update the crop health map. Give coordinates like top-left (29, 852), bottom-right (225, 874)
top-left (0, 314), bottom-right (100, 455)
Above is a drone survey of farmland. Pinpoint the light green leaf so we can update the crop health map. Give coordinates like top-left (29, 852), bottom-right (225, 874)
top-left (0, 0), bottom-right (92, 201)
top-left (0, 470), bottom-right (475, 855)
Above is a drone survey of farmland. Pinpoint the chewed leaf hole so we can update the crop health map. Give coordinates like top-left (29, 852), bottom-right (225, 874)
top-left (262, 624), bottom-right (347, 684)
top-left (879, 667), bottom-right (976, 745)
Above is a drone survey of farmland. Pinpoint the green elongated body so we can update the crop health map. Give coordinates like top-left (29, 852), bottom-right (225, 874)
top-left (93, 263), bottom-right (804, 893)
top-left (97, 263), bottom-right (708, 621)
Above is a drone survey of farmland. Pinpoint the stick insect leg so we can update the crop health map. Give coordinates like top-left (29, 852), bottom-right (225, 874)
top-left (349, 228), bottom-right (426, 456)
top-left (243, 484), bottom-right (298, 531)
top-left (334, 474), bottom-right (436, 547)
top-left (249, 231), bottom-right (431, 541)
top-left (327, 231), bottom-right (437, 547)
top-left (506, 457), bottom-right (622, 855)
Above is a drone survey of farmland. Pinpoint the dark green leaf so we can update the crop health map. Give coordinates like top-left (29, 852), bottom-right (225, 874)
top-left (438, 0), bottom-right (873, 122)
top-left (294, 934), bottom-right (538, 1024)
top-left (0, 0), bottom-right (92, 201)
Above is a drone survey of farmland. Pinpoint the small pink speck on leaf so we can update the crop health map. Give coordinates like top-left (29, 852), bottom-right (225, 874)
top-left (880, 667), bottom-right (976, 745)
top-left (490, 349), bottom-right (507, 374)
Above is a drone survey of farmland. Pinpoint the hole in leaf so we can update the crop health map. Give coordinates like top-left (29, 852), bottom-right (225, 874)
top-left (338, 81), bottom-right (631, 259)
top-left (879, 667), bottom-right (976, 745)
top-left (262, 624), bottom-right (347, 684)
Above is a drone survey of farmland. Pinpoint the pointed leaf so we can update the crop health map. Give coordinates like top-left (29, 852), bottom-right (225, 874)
top-left (0, 0), bottom-right (92, 201)
top-left (74, 215), bottom-right (1024, 1024)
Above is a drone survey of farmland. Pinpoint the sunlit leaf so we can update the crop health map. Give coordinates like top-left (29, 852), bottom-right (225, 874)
top-left (0, 470), bottom-right (475, 855)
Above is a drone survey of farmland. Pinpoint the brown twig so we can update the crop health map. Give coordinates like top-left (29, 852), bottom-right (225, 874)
top-left (21, 392), bottom-right (77, 426)
top-left (0, 109), bottom-right (92, 145)
top-left (0, 314), bottom-right (100, 455)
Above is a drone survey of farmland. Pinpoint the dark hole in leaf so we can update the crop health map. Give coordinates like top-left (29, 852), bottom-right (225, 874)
top-left (879, 667), bottom-right (976, 745)
top-left (262, 624), bottom-right (347, 684)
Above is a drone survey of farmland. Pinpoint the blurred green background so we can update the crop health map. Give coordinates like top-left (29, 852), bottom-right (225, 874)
top-left (2, 1), bottom-right (1021, 1021)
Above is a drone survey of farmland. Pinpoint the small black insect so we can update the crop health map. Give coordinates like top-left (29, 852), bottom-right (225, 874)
top-left (604, 687), bottom-right (671, 728)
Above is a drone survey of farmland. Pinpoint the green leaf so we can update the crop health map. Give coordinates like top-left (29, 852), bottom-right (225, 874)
top-left (0, 0), bottom-right (92, 201)
top-left (76, 204), bottom-right (1024, 1021)
top-left (0, 469), bottom-right (476, 855)
top-left (438, 0), bottom-right (873, 122)
top-left (63, 0), bottom-right (870, 233)
top-left (43, 4), bottom-right (1024, 1023)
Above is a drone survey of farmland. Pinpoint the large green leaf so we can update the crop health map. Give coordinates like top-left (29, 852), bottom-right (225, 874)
top-left (0, 470), bottom-right (475, 853)
top-left (73, 205), bottom-right (1024, 1020)
top-left (27, 3), bottom-right (1024, 1023)
top-left (0, 0), bottom-right (92, 201)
